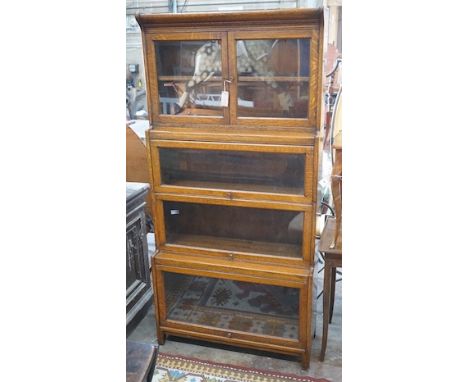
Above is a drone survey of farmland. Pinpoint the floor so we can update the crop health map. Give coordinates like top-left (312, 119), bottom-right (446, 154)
top-left (128, 258), bottom-right (342, 382)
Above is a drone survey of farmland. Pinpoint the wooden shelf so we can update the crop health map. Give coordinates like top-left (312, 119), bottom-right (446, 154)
top-left (238, 76), bottom-right (309, 82)
top-left (175, 108), bottom-right (223, 116)
top-left (159, 76), bottom-right (223, 82)
top-left (158, 76), bottom-right (308, 83)
top-left (167, 233), bottom-right (302, 258)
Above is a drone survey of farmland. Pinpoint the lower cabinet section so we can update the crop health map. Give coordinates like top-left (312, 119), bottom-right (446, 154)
top-left (152, 251), bottom-right (313, 368)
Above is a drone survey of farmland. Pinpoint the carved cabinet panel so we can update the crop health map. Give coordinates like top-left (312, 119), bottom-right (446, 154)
top-left (126, 182), bottom-right (152, 330)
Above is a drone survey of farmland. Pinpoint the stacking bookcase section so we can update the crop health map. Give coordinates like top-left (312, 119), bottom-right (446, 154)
top-left (137, 10), bottom-right (322, 128)
top-left (153, 193), bottom-right (315, 266)
top-left (153, 251), bottom-right (313, 367)
top-left (149, 140), bottom-right (316, 204)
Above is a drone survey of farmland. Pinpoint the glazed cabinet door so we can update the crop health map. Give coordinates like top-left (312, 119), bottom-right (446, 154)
top-left (153, 194), bottom-right (314, 265)
top-left (149, 140), bottom-right (315, 204)
top-left (227, 29), bottom-right (320, 127)
top-left (145, 32), bottom-right (229, 124)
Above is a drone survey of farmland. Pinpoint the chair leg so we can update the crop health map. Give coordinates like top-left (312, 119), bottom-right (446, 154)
top-left (329, 267), bottom-right (336, 324)
top-left (320, 262), bottom-right (331, 361)
top-left (146, 356), bottom-right (157, 382)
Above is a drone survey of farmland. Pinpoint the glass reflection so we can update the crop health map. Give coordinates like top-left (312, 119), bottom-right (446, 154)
top-left (155, 40), bottom-right (223, 116)
top-left (236, 39), bottom-right (310, 118)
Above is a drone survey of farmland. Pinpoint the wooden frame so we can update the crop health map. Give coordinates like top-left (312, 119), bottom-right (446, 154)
top-left (152, 252), bottom-right (312, 367)
top-left (145, 31), bottom-right (230, 125)
top-left (149, 139), bottom-right (316, 204)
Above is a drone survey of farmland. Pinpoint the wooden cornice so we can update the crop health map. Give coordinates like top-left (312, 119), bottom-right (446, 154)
top-left (136, 8), bottom-right (323, 29)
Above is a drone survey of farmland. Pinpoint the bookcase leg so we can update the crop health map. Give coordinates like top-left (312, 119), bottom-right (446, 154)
top-left (157, 330), bottom-right (166, 345)
top-left (301, 350), bottom-right (311, 370)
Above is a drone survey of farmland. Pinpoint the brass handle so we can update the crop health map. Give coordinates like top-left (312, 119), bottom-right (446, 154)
top-left (227, 332), bottom-right (232, 338)
top-left (229, 253), bottom-right (234, 260)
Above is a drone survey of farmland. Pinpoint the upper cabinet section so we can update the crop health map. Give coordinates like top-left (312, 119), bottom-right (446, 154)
top-left (137, 9), bottom-right (323, 129)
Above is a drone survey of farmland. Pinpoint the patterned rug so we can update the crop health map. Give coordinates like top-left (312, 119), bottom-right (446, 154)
top-left (153, 353), bottom-right (330, 382)
top-left (165, 274), bottom-right (299, 339)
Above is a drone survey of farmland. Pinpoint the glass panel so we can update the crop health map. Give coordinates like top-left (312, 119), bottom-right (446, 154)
top-left (155, 40), bottom-right (223, 116)
top-left (164, 272), bottom-right (299, 339)
top-left (159, 148), bottom-right (305, 195)
top-left (236, 39), bottom-right (310, 118)
top-left (163, 201), bottom-right (304, 258)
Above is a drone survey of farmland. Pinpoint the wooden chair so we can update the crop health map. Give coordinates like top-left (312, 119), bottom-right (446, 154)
top-left (318, 217), bottom-right (342, 361)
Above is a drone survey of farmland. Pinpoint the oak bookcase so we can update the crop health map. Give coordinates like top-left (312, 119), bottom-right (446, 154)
top-left (137, 8), bottom-right (323, 368)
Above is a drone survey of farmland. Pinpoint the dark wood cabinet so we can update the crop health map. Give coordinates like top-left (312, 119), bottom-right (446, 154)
top-left (137, 8), bottom-right (323, 369)
top-left (126, 182), bottom-right (153, 331)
